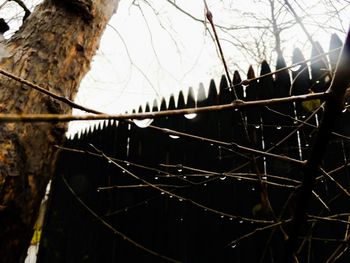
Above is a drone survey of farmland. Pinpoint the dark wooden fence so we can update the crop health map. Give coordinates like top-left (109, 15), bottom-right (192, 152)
top-left (38, 34), bottom-right (350, 262)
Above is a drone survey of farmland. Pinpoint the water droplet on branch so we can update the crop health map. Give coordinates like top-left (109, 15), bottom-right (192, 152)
top-left (184, 113), bottom-right (197, 119)
top-left (291, 64), bottom-right (302, 72)
top-left (133, 118), bottom-right (153, 128)
top-left (176, 164), bottom-right (183, 173)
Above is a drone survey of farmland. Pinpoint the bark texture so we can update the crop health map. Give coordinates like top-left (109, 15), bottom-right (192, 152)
top-left (0, 0), bottom-right (119, 261)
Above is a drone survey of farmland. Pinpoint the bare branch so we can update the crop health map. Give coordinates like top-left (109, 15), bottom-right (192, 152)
top-left (62, 175), bottom-right (181, 263)
top-left (0, 92), bottom-right (328, 122)
top-left (286, 28), bottom-right (350, 261)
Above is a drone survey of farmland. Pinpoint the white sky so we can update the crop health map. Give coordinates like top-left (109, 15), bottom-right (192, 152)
top-left (68, 0), bottom-right (349, 136)
top-left (0, 0), bottom-right (349, 136)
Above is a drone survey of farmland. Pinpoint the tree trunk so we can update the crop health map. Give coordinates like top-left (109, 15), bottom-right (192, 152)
top-left (0, 0), bottom-right (119, 261)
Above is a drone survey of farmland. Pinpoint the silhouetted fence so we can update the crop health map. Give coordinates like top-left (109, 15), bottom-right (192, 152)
top-left (38, 34), bottom-right (350, 262)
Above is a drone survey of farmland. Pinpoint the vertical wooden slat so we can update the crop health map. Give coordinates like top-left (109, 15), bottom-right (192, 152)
top-left (291, 48), bottom-right (314, 159)
top-left (310, 42), bottom-right (329, 93)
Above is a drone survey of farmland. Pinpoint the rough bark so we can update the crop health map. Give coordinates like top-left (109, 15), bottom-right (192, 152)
top-left (0, 0), bottom-right (119, 261)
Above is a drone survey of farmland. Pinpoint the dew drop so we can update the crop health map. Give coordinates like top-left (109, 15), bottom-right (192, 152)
top-left (122, 170), bottom-right (126, 173)
top-left (180, 218), bottom-right (184, 222)
top-left (169, 134), bottom-right (180, 139)
top-left (251, 187), bottom-right (255, 191)
top-left (239, 220), bottom-right (243, 224)
top-left (108, 160), bottom-right (112, 163)
top-left (220, 215), bottom-right (224, 219)
top-left (237, 178), bottom-right (242, 181)
top-left (184, 113), bottom-right (197, 119)
top-left (154, 176), bottom-right (159, 180)
top-left (342, 108), bottom-right (347, 113)
top-left (161, 192), bottom-right (165, 195)
top-left (255, 124), bottom-right (260, 129)
top-left (178, 198), bottom-right (183, 202)
top-left (231, 243), bottom-right (237, 249)
top-left (229, 217), bottom-right (233, 221)
top-left (124, 208), bottom-right (128, 212)
top-left (291, 64), bottom-right (301, 72)
top-left (262, 176), bottom-right (267, 180)
top-left (169, 195), bottom-right (173, 198)
top-left (96, 188), bottom-right (100, 192)
top-left (205, 175), bottom-right (210, 179)
top-left (220, 175), bottom-right (227, 181)
top-left (204, 183), bottom-right (207, 186)
top-left (126, 162), bottom-right (130, 166)
top-left (133, 118), bottom-right (153, 128)
top-left (276, 125), bottom-right (282, 130)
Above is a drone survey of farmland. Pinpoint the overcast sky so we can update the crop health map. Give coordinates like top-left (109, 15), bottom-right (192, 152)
top-left (68, 0), bottom-right (349, 136)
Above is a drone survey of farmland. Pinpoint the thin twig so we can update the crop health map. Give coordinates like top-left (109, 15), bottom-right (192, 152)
top-left (0, 46), bottom-right (339, 119)
top-left (61, 175), bottom-right (181, 263)
top-left (0, 92), bottom-right (328, 123)
top-left (89, 144), bottom-right (274, 224)
top-left (236, 47), bottom-right (341, 88)
top-left (285, 28), bottom-right (350, 261)
top-left (0, 68), bottom-right (101, 114)
top-left (226, 220), bottom-right (291, 248)
top-left (320, 168), bottom-right (350, 197)
top-left (203, 1), bottom-right (232, 88)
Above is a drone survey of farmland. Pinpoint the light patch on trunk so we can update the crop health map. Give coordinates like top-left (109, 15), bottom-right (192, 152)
top-left (0, 34), bottom-right (10, 61)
